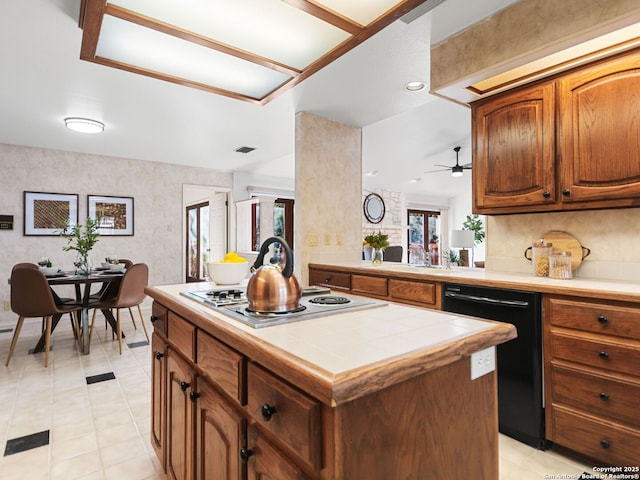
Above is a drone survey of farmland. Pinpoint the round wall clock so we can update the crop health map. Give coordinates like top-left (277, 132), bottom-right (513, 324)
top-left (363, 193), bottom-right (385, 224)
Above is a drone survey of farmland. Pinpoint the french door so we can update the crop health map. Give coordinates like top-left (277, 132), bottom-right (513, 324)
top-left (186, 202), bottom-right (209, 282)
top-left (407, 209), bottom-right (440, 265)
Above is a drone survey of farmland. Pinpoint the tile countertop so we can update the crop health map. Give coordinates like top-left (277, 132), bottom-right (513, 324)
top-left (309, 261), bottom-right (640, 303)
top-left (146, 282), bottom-right (516, 406)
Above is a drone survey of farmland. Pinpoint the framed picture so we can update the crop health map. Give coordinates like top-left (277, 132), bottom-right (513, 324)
top-left (24, 191), bottom-right (79, 236)
top-left (88, 195), bottom-right (134, 236)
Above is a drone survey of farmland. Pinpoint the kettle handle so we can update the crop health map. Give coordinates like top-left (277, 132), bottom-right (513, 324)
top-left (252, 237), bottom-right (294, 278)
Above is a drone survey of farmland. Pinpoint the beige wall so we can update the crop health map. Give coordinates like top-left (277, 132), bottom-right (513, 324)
top-left (0, 143), bottom-right (232, 325)
top-left (295, 112), bottom-right (362, 285)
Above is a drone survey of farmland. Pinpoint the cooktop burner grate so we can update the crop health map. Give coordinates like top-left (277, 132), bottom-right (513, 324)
top-left (308, 296), bottom-right (351, 305)
top-left (246, 305), bottom-right (307, 316)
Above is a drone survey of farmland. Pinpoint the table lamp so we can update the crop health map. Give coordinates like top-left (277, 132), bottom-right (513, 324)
top-left (451, 230), bottom-right (475, 267)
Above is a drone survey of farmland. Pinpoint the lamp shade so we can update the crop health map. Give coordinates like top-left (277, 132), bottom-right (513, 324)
top-left (451, 230), bottom-right (475, 248)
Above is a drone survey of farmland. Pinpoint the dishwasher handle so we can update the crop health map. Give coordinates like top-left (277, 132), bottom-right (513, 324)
top-left (444, 291), bottom-right (530, 308)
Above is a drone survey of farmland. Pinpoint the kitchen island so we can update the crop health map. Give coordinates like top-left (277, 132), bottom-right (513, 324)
top-left (146, 282), bottom-right (516, 480)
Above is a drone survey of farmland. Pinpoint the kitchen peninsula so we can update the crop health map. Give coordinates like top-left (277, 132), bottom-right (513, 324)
top-left (146, 282), bottom-right (516, 480)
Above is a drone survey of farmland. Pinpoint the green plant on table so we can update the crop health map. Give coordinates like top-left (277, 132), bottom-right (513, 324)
top-left (59, 217), bottom-right (100, 273)
top-left (462, 214), bottom-right (485, 245)
top-left (363, 231), bottom-right (389, 250)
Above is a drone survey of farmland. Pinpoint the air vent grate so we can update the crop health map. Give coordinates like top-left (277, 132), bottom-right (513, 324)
top-left (400, 0), bottom-right (447, 24)
top-left (235, 146), bottom-right (255, 154)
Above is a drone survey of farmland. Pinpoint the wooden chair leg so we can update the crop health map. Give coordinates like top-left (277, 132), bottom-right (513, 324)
top-left (128, 307), bottom-right (138, 330)
top-left (5, 316), bottom-right (25, 366)
top-left (116, 309), bottom-right (122, 354)
top-left (137, 304), bottom-right (149, 342)
top-left (44, 315), bottom-right (52, 368)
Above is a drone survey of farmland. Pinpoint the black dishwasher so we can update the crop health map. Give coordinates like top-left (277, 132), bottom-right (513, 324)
top-left (442, 283), bottom-right (545, 449)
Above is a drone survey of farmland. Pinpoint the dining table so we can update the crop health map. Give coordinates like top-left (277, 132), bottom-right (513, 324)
top-left (34, 269), bottom-right (126, 355)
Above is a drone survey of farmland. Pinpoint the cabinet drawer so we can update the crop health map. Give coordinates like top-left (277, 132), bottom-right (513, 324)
top-left (168, 312), bottom-right (196, 362)
top-left (551, 364), bottom-right (640, 428)
top-left (197, 330), bottom-right (245, 404)
top-left (247, 362), bottom-right (321, 471)
top-left (550, 332), bottom-right (640, 377)
top-left (389, 279), bottom-right (436, 306)
top-left (151, 302), bottom-right (168, 337)
top-left (548, 297), bottom-right (640, 341)
top-left (309, 269), bottom-right (350, 290)
top-left (352, 274), bottom-right (387, 296)
top-left (551, 405), bottom-right (640, 467)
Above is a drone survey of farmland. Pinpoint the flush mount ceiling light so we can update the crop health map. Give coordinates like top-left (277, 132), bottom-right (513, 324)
top-left (404, 81), bottom-right (426, 91)
top-left (64, 117), bottom-right (105, 134)
top-left (78, 0), bottom-right (435, 105)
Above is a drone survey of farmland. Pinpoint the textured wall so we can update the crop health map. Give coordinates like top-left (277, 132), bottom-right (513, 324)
top-left (0, 143), bottom-right (232, 324)
top-left (295, 112), bottom-right (362, 285)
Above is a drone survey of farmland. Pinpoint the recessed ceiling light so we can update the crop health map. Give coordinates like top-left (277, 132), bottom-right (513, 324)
top-left (364, 170), bottom-right (379, 176)
top-left (404, 81), bottom-right (426, 92)
top-left (409, 178), bottom-right (421, 183)
top-left (64, 117), bottom-right (104, 134)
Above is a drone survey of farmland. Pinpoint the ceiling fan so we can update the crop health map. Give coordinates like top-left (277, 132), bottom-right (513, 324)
top-left (424, 146), bottom-right (472, 177)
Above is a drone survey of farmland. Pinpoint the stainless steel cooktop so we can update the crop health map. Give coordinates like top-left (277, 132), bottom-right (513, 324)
top-left (180, 286), bottom-right (387, 328)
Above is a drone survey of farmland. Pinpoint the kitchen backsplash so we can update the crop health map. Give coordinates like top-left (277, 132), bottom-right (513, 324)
top-left (486, 208), bottom-right (640, 282)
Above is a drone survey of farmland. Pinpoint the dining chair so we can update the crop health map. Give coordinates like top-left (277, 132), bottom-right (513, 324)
top-left (89, 263), bottom-right (149, 354)
top-left (384, 245), bottom-right (403, 262)
top-left (6, 267), bottom-right (82, 367)
top-left (92, 258), bottom-right (139, 332)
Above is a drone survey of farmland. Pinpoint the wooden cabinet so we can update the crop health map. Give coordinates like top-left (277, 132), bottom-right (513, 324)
top-left (151, 333), bottom-right (168, 469)
top-left (544, 295), bottom-right (640, 466)
top-left (308, 266), bottom-right (440, 309)
top-left (473, 48), bottom-right (640, 214)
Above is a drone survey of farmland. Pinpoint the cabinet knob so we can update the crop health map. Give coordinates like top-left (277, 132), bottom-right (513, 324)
top-left (599, 351), bottom-right (609, 359)
top-left (599, 392), bottom-right (609, 401)
top-left (597, 315), bottom-right (608, 324)
top-left (261, 403), bottom-right (277, 421)
top-left (239, 447), bottom-right (254, 463)
top-left (180, 381), bottom-right (190, 392)
top-left (600, 439), bottom-right (610, 449)
top-left (324, 276), bottom-right (332, 283)
top-left (542, 191), bottom-right (551, 198)
top-left (154, 351), bottom-right (164, 360)
top-left (562, 188), bottom-right (571, 196)
top-left (150, 315), bottom-right (159, 323)
top-left (189, 391), bottom-right (200, 402)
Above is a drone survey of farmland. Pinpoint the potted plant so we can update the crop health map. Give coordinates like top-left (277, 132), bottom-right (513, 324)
top-left (60, 217), bottom-right (100, 275)
top-left (462, 214), bottom-right (485, 245)
top-left (363, 231), bottom-right (389, 264)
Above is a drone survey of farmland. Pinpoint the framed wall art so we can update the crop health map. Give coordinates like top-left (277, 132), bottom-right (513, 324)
top-left (24, 191), bottom-right (79, 236)
top-left (88, 195), bottom-right (134, 236)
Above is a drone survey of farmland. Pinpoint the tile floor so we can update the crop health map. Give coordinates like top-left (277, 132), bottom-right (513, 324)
top-left (0, 307), bottom-right (594, 479)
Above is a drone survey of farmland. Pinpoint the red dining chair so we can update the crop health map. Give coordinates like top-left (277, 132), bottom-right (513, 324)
top-left (89, 263), bottom-right (149, 354)
top-left (6, 267), bottom-right (82, 367)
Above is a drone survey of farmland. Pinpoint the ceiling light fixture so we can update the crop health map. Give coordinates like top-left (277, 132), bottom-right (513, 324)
top-left (451, 165), bottom-right (464, 177)
top-left (64, 117), bottom-right (105, 134)
top-left (404, 81), bottom-right (426, 92)
top-left (364, 170), bottom-right (379, 177)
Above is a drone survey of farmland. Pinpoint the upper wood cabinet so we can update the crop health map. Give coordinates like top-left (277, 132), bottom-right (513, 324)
top-left (473, 82), bottom-right (556, 211)
top-left (472, 48), bottom-right (640, 214)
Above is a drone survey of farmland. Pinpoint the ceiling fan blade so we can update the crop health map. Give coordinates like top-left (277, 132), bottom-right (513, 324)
top-left (434, 164), bottom-right (453, 168)
top-left (424, 168), bottom-right (451, 174)
top-left (462, 163), bottom-right (472, 168)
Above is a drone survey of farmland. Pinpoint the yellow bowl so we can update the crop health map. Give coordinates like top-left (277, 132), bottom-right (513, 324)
top-left (208, 261), bottom-right (249, 285)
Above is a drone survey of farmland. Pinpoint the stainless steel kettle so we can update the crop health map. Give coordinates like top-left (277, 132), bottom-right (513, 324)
top-left (246, 237), bottom-right (301, 313)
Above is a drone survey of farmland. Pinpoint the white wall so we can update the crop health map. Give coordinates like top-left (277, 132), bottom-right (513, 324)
top-left (0, 143), bottom-right (232, 325)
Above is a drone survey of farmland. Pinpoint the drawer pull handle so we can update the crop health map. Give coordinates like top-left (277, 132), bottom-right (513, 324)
top-left (599, 351), bottom-right (609, 359)
top-left (261, 403), bottom-right (277, 421)
top-left (599, 392), bottom-right (609, 401)
top-left (324, 276), bottom-right (332, 283)
top-left (600, 439), bottom-right (610, 449)
top-left (542, 191), bottom-right (551, 199)
top-left (597, 315), bottom-right (608, 324)
top-left (189, 391), bottom-right (200, 402)
top-left (150, 315), bottom-right (159, 323)
top-left (180, 381), bottom-right (190, 392)
top-left (154, 351), bottom-right (164, 360)
top-left (239, 447), bottom-right (254, 463)
top-left (562, 188), bottom-right (571, 196)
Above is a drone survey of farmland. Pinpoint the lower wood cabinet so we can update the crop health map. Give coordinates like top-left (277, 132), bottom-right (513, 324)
top-left (544, 295), bottom-right (640, 466)
top-left (151, 333), bottom-right (167, 469)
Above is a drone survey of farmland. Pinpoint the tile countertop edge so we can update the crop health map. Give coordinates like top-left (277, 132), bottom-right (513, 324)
top-left (145, 284), bottom-right (516, 406)
top-left (309, 262), bottom-right (640, 303)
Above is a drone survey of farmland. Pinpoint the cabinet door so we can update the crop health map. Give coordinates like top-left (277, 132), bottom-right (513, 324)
top-left (194, 379), bottom-right (246, 480)
top-left (308, 268), bottom-right (350, 291)
top-left (151, 333), bottom-right (168, 469)
top-left (167, 349), bottom-right (196, 480)
top-left (559, 51), bottom-right (640, 204)
top-left (246, 426), bottom-right (312, 480)
top-left (473, 82), bottom-right (556, 212)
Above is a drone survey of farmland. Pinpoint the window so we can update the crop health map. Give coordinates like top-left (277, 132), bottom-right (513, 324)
top-left (186, 202), bottom-right (209, 282)
top-left (408, 210), bottom-right (440, 265)
top-left (250, 198), bottom-right (294, 252)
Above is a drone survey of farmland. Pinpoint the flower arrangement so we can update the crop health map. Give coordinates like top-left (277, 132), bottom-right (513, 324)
top-left (363, 231), bottom-right (389, 250)
top-left (59, 217), bottom-right (100, 274)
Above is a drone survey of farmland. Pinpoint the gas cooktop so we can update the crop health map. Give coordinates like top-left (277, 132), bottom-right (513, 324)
top-left (180, 286), bottom-right (387, 328)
